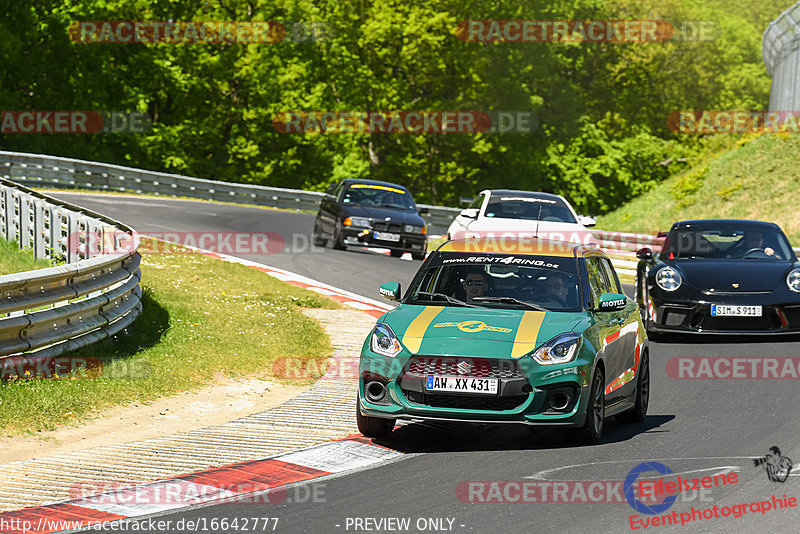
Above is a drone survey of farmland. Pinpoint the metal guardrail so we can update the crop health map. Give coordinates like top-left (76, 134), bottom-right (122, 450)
top-left (0, 176), bottom-right (141, 365)
top-left (763, 2), bottom-right (800, 111)
top-left (0, 151), bottom-right (461, 231)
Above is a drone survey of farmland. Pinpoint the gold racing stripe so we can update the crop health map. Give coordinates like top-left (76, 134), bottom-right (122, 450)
top-left (401, 306), bottom-right (445, 354)
top-left (511, 311), bottom-right (546, 359)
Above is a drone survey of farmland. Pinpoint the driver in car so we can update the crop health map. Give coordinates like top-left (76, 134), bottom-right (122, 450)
top-left (733, 231), bottom-right (776, 258)
top-left (541, 272), bottom-right (570, 304)
top-left (462, 269), bottom-right (489, 302)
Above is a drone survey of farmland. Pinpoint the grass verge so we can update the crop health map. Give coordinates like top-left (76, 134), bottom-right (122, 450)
top-left (0, 240), bottom-right (52, 275)
top-left (0, 238), bottom-right (339, 436)
top-left (597, 134), bottom-right (800, 244)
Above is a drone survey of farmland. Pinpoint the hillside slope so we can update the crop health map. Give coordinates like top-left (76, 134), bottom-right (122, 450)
top-left (596, 134), bottom-right (800, 243)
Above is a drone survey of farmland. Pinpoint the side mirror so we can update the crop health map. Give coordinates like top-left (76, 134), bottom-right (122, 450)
top-left (379, 282), bottom-right (401, 301)
top-left (636, 247), bottom-right (653, 261)
top-left (578, 215), bottom-right (596, 227)
top-left (418, 207), bottom-right (429, 215)
top-left (597, 292), bottom-right (627, 312)
top-left (459, 208), bottom-right (479, 219)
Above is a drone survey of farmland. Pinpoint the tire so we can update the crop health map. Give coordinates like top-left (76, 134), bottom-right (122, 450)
top-left (580, 368), bottom-right (605, 443)
top-left (643, 287), bottom-right (662, 341)
top-left (312, 220), bottom-right (327, 247)
top-left (332, 221), bottom-right (346, 250)
top-left (617, 352), bottom-right (649, 423)
top-left (356, 404), bottom-right (395, 439)
top-left (412, 251), bottom-right (426, 261)
top-left (389, 249), bottom-right (404, 258)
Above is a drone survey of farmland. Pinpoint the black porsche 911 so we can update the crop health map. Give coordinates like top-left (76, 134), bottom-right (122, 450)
top-left (635, 219), bottom-right (800, 337)
top-left (312, 179), bottom-right (428, 259)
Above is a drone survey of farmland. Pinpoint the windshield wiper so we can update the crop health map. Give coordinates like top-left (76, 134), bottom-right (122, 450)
top-left (416, 291), bottom-right (481, 307)
top-left (471, 296), bottom-right (548, 311)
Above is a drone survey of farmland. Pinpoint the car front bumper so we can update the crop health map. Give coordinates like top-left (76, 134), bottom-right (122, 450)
top-left (358, 352), bottom-right (594, 427)
top-left (341, 227), bottom-right (426, 253)
top-left (647, 297), bottom-right (800, 335)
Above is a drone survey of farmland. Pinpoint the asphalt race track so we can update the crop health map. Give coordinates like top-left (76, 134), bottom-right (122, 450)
top-left (54, 193), bottom-right (800, 533)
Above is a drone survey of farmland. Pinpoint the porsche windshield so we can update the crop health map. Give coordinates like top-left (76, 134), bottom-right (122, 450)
top-left (662, 226), bottom-right (795, 260)
top-left (407, 254), bottom-right (581, 312)
top-left (342, 184), bottom-right (415, 210)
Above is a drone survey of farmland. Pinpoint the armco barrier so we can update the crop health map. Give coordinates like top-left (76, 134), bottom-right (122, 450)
top-left (0, 176), bottom-right (141, 364)
top-left (0, 151), bottom-right (460, 230)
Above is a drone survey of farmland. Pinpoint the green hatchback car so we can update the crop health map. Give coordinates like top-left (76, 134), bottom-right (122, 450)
top-left (357, 238), bottom-right (649, 442)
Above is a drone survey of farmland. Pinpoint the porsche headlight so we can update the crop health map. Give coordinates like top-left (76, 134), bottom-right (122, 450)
top-left (371, 323), bottom-right (402, 357)
top-left (655, 266), bottom-right (682, 292)
top-left (404, 225), bottom-right (426, 235)
top-left (344, 217), bottom-right (371, 227)
top-left (532, 332), bottom-right (582, 365)
top-left (788, 268), bottom-right (800, 293)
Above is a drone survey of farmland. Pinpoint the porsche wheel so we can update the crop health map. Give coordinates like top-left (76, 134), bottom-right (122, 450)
top-left (356, 404), bottom-right (395, 439)
top-left (580, 368), bottom-right (605, 443)
top-left (617, 351), bottom-right (649, 423)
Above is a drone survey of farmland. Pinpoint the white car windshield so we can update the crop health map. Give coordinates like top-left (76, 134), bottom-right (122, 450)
top-left (484, 197), bottom-right (577, 223)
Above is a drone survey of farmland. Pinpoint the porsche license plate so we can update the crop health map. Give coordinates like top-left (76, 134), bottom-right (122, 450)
top-left (425, 375), bottom-right (498, 394)
top-left (710, 305), bottom-right (762, 317)
top-left (374, 231), bottom-right (400, 242)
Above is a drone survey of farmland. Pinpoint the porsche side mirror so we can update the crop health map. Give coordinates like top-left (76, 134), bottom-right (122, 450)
top-left (636, 247), bottom-right (653, 261)
top-left (597, 292), bottom-right (627, 312)
top-left (379, 282), bottom-right (401, 301)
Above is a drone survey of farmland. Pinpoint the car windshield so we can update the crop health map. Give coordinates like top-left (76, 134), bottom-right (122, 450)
top-left (342, 184), bottom-right (415, 210)
top-left (662, 226), bottom-right (795, 260)
top-left (484, 196), bottom-right (577, 223)
top-left (406, 253), bottom-right (582, 312)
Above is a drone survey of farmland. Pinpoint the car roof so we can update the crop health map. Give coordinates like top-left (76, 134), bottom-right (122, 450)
top-left (437, 237), bottom-right (605, 259)
top-left (671, 219), bottom-right (782, 231)
top-left (343, 178), bottom-right (410, 191)
top-left (483, 190), bottom-right (565, 201)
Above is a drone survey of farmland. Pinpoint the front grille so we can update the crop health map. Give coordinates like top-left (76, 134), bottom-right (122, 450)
top-left (373, 222), bottom-right (403, 233)
top-left (405, 356), bottom-right (525, 379)
top-left (402, 389), bottom-right (528, 411)
top-left (699, 314), bottom-right (776, 331)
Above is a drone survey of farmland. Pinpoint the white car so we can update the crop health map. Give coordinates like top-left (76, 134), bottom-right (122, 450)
top-left (446, 189), bottom-right (596, 242)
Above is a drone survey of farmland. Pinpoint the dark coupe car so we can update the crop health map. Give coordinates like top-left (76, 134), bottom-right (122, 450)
top-left (635, 219), bottom-right (800, 337)
top-left (313, 179), bottom-right (428, 259)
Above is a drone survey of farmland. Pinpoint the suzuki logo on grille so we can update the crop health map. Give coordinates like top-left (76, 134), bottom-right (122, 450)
top-left (457, 361), bottom-right (471, 375)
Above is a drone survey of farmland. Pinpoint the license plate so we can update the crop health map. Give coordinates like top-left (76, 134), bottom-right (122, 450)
top-left (710, 305), bottom-right (762, 317)
top-left (374, 231), bottom-right (400, 242)
top-left (425, 375), bottom-right (498, 395)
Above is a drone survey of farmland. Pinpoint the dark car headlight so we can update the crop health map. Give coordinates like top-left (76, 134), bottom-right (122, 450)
top-left (788, 268), bottom-right (800, 293)
top-left (370, 323), bottom-right (402, 357)
top-left (404, 225), bottom-right (426, 235)
top-left (655, 266), bottom-right (682, 292)
top-left (532, 332), bottom-right (582, 365)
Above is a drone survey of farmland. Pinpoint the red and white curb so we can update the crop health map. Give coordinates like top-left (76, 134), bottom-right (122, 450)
top-left (0, 437), bottom-right (402, 533)
top-left (152, 240), bottom-right (395, 319)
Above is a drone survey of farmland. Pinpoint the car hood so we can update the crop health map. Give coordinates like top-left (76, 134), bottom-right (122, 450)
top-left (456, 220), bottom-right (588, 240)
top-left (385, 304), bottom-right (584, 358)
top-left (666, 260), bottom-right (797, 292)
top-left (343, 205), bottom-right (424, 225)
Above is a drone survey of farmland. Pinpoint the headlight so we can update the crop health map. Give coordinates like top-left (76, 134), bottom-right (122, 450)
top-left (655, 267), bottom-right (682, 292)
top-left (371, 323), bottom-right (402, 357)
top-left (344, 217), bottom-right (371, 227)
top-left (532, 332), bottom-right (582, 365)
top-left (788, 268), bottom-right (800, 292)
top-left (404, 225), bottom-right (426, 235)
